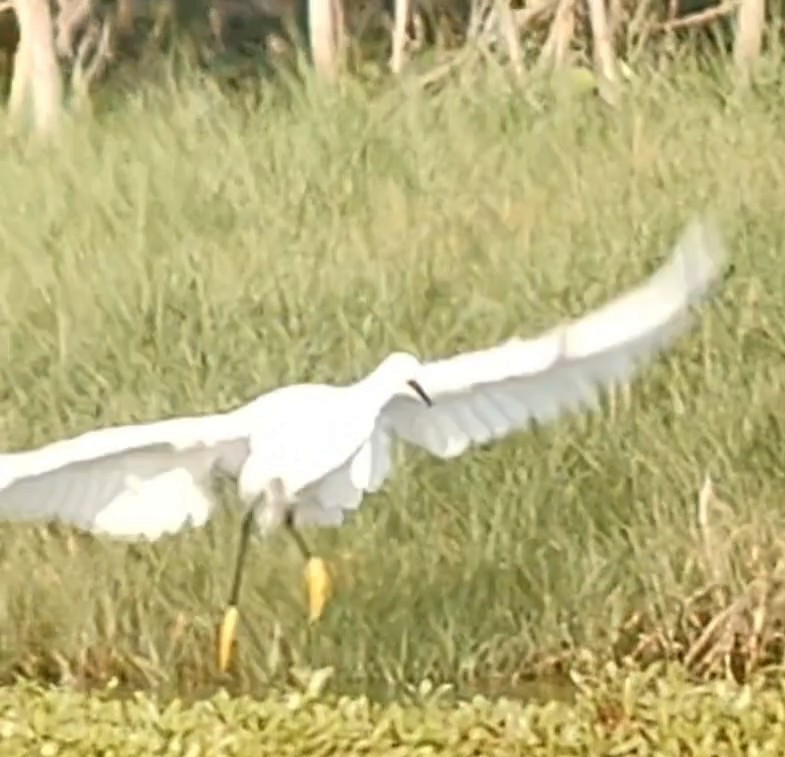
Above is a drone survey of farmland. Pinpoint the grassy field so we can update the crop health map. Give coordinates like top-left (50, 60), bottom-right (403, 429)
top-left (0, 59), bottom-right (783, 704)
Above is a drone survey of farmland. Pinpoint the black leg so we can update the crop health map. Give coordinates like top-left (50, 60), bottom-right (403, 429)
top-left (284, 510), bottom-right (313, 561)
top-left (228, 508), bottom-right (256, 608)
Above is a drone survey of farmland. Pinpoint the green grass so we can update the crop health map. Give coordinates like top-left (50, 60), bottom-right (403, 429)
top-left (0, 60), bottom-right (783, 700)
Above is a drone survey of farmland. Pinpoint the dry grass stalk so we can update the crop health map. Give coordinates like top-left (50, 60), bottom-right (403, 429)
top-left (51, 0), bottom-right (122, 104)
top-left (465, 0), bottom-right (491, 45)
top-left (70, 15), bottom-right (114, 104)
top-left (115, 0), bottom-right (136, 40)
top-left (559, 479), bottom-right (785, 688)
top-left (607, 0), bottom-right (622, 38)
top-left (656, 1), bottom-right (737, 31)
top-left (512, 0), bottom-right (561, 30)
top-left (54, 0), bottom-right (91, 60)
top-left (697, 476), bottom-right (726, 603)
top-left (669, 482), bottom-right (784, 681)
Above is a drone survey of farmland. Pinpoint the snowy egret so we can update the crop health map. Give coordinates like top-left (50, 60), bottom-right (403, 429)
top-left (0, 216), bottom-right (727, 672)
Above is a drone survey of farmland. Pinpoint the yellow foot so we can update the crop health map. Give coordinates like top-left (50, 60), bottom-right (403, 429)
top-left (304, 557), bottom-right (332, 623)
top-left (217, 604), bottom-right (240, 673)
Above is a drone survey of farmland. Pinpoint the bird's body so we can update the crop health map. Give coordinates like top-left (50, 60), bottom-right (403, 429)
top-left (234, 382), bottom-right (388, 523)
top-left (0, 216), bottom-right (729, 671)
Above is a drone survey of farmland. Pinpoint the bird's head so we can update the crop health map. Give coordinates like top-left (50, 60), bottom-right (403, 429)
top-left (377, 351), bottom-right (433, 407)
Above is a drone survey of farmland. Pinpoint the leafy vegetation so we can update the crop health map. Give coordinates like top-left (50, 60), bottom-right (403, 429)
top-left (0, 664), bottom-right (784, 754)
top-left (0, 57), bottom-right (784, 706)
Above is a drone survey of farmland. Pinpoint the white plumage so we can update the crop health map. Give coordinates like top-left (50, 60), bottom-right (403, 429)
top-left (0, 217), bottom-right (727, 542)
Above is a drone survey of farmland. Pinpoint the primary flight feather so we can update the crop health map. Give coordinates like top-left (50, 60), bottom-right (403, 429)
top-left (0, 215), bottom-right (728, 671)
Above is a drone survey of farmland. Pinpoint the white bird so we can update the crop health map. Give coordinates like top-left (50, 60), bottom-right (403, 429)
top-left (0, 216), bottom-right (727, 672)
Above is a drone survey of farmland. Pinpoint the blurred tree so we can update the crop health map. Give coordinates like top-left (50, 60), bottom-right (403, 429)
top-left (308, 0), bottom-right (346, 79)
top-left (734, 0), bottom-right (765, 87)
top-left (0, 0), bottom-right (767, 128)
top-left (9, 0), bottom-right (62, 135)
top-left (0, 4), bottom-right (18, 91)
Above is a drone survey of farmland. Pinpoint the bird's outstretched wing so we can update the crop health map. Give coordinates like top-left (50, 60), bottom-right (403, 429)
top-left (0, 413), bottom-right (251, 540)
top-left (381, 216), bottom-right (728, 459)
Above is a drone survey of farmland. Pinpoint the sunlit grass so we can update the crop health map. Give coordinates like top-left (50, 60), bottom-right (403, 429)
top-left (0, 61), bottom-right (783, 699)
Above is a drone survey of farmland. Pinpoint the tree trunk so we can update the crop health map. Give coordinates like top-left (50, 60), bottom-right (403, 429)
top-left (308, 0), bottom-right (344, 81)
top-left (495, 0), bottom-right (523, 80)
top-left (586, 0), bottom-right (618, 105)
top-left (10, 0), bottom-right (62, 135)
top-left (539, 0), bottom-right (575, 68)
top-left (390, 0), bottom-right (409, 74)
top-left (734, 0), bottom-right (765, 87)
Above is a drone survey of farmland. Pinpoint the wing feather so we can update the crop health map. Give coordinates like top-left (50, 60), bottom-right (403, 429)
top-left (0, 412), bottom-right (251, 540)
top-left (292, 426), bottom-right (394, 527)
top-left (382, 216), bottom-right (727, 459)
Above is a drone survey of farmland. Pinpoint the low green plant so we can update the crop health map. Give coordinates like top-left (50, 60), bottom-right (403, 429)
top-left (0, 664), bottom-right (784, 754)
